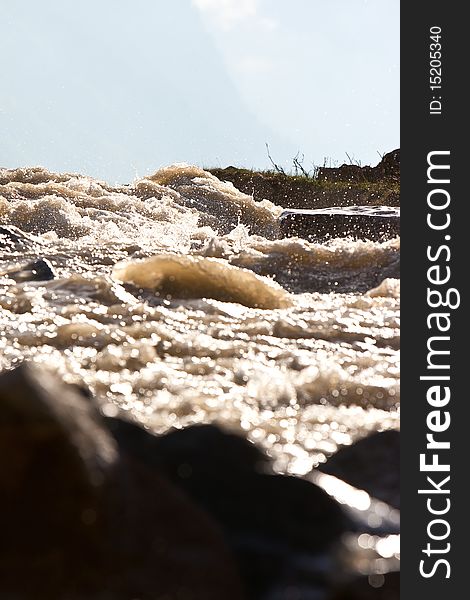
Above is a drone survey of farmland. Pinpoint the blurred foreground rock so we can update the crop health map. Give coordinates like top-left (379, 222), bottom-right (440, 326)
top-left (0, 364), bottom-right (399, 599)
top-left (319, 430), bottom-right (400, 509)
top-left (0, 364), bottom-right (243, 600)
top-left (329, 571), bottom-right (399, 600)
top-left (107, 419), bottom-right (349, 598)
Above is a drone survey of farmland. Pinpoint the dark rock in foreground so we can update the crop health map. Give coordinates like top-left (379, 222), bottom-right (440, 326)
top-left (319, 430), bottom-right (400, 510)
top-left (279, 206), bottom-right (400, 242)
top-left (0, 364), bottom-right (243, 600)
top-left (329, 571), bottom-right (399, 600)
top-left (106, 419), bottom-right (349, 599)
top-left (3, 258), bottom-right (56, 282)
top-left (0, 363), bottom-right (398, 599)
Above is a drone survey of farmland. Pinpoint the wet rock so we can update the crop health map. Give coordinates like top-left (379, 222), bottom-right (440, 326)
top-left (279, 206), bottom-right (400, 242)
top-left (0, 364), bottom-right (243, 600)
top-left (318, 430), bottom-right (400, 510)
top-left (4, 258), bottom-right (56, 282)
top-left (106, 419), bottom-right (349, 598)
top-left (0, 363), bottom-right (117, 598)
top-left (0, 225), bottom-right (34, 249)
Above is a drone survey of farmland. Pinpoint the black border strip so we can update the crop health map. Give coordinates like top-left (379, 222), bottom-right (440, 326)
top-left (401, 4), bottom-right (467, 597)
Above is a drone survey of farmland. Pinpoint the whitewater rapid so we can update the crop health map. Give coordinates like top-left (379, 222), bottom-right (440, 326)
top-left (0, 164), bottom-right (399, 474)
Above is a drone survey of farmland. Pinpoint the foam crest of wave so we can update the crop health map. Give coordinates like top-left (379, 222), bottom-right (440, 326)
top-left (137, 163), bottom-right (282, 238)
top-left (112, 254), bottom-right (292, 310)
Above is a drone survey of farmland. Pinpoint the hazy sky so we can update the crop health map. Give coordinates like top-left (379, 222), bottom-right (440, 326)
top-left (1, 0), bottom-right (399, 183)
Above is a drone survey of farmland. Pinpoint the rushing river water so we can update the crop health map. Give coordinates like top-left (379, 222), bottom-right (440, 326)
top-left (0, 164), bottom-right (399, 476)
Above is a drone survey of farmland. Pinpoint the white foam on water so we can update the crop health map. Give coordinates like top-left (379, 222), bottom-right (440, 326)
top-left (0, 164), bottom-right (399, 473)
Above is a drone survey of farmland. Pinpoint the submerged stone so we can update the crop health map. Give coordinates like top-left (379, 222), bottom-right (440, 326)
top-left (279, 206), bottom-right (400, 241)
top-left (0, 225), bottom-right (36, 249)
top-left (4, 258), bottom-right (56, 282)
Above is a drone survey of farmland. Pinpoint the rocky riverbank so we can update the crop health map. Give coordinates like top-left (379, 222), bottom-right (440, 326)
top-left (208, 150), bottom-right (400, 210)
